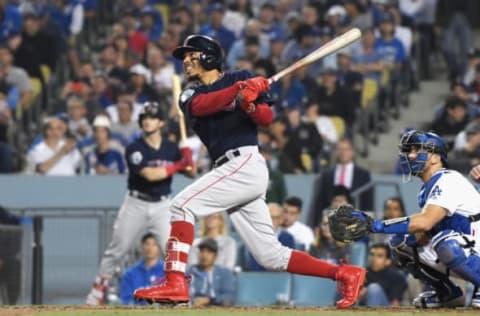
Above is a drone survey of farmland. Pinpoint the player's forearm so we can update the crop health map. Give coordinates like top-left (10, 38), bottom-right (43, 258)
top-left (36, 152), bottom-right (65, 174)
top-left (190, 84), bottom-right (240, 116)
top-left (372, 214), bottom-right (432, 234)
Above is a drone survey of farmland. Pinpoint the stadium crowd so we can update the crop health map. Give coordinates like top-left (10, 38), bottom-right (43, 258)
top-left (0, 0), bottom-right (479, 308)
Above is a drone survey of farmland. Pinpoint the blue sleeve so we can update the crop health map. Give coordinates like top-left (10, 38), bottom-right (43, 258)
top-left (125, 144), bottom-right (148, 174)
top-left (119, 271), bottom-right (135, 305)
top-left (212, 268), bottom-right (235, 306)
top-left (84, 153), bottom-right (92, 174)
top-left (395, 41), bottom-right (406, 63)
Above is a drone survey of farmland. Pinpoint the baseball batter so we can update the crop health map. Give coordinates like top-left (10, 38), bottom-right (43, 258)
top-left (133, 35), bottom-right (366, 309)
top-left (86, 102), bottom-right (194, 305)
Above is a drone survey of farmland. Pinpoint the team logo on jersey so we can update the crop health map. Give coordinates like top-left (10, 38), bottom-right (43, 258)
top-left (430, 185), bottom-right (442, 199)
top-left (180, 89), bottom-right (195, 103)
top-left (130, 151), bottom-right (143, 165)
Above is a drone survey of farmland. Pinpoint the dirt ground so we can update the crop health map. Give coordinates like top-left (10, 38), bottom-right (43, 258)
top-left (0, 306), bottom-right (479, 316)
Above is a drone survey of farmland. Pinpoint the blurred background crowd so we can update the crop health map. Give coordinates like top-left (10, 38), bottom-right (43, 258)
top-left (0, 0), bottom-right (480, 308)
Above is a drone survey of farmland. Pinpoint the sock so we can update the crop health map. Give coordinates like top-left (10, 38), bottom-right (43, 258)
top-left (165, 221), bottom-right (194, 275)
top-left (287, 250), bottom-right (339, 280)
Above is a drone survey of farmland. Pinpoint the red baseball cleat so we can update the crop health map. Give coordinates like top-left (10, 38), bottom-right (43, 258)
top-left (335, 264), bottom-right (366, 309)
top-left (133, 273), bottom-right (189, 303)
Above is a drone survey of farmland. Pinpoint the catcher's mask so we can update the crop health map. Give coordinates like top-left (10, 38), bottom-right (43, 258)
top-left (398, 130), bottom-right (448, 180)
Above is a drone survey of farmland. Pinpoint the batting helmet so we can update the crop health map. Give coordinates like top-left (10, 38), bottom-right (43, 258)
top-left (398, 130), bottom-right (449, 177)
top-left (172, 35), bottom-right (223, 71)
top-left (138, 101), bottom-right (165, 127)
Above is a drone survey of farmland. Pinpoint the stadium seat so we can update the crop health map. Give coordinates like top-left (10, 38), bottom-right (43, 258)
top-left (330, 116), bottom-right (345, 138)
top-left (235, 272), bottom-right (291, 306)
top-left (350, 241), bottom-right (367, 267)
top-left (40, 64), bottom-right (51, 83)
top-left (290, 275), bottom-right (336, 306)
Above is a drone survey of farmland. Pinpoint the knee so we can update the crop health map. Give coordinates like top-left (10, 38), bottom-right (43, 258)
top-left (434, 238), bottom-right (466, 269)
top-left (170, 200), bottom-right (195, 224)
top-left (367, 283), bottom-right (385, 296)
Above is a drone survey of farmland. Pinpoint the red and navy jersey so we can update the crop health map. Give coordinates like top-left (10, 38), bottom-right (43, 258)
top-left (180, 70), bottom-right (271, 161)
top-left (126, 137), bottom-right (181, 198)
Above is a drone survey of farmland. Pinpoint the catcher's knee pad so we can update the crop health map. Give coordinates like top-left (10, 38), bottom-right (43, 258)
top-left (433, 230), bottom-right (480, 286)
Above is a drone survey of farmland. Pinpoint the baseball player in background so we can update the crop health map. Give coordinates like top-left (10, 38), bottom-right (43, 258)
top-left (86, 102), bottom-right (195, 305)
top-left (338, 130), bottom-right (480, 308)
top-left (133, 35), bottom-right (366, 309)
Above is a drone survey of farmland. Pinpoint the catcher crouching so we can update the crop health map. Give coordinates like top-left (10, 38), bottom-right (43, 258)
top-left (329, 130), bottom-right (480, 309)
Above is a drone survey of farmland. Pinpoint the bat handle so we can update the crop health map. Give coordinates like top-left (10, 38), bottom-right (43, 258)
top-left (267, 77), bottom-right (276, 85)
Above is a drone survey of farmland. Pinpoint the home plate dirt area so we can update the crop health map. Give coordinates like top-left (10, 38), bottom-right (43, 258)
top-left (0, 306), bottom-right (479, 316)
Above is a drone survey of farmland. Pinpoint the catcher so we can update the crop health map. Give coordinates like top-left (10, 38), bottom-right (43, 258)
top-left (329, 130), bottom-right (480, 308)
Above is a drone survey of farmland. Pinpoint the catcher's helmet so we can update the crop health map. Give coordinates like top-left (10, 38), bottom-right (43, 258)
top-left (138, 101), bottom-right (165, 127)
top-left (172, 35), bottom-right (223, 71)
top-left (398, 130), bottom-right (448, 177)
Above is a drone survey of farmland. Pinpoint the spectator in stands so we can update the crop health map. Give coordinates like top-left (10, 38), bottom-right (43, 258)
top-left (468, 64), bottom-right (480, 105)
top-left (158, 25), bottom-right (183, 73)
top-left (259, 138), bottom-right (287, 204)
top-left (282, 196), bottom-right (314, 251)
top-left (26, 117), bottom-right (81, 175)
top-left (310, 212), bottom-right (351, 264)
top-left (246, 202), bottom-right (295, 271)
top-left (370, 196), bottom-right (406, 245)
top-left (145, 44), bottom-right (174, 96)
top-left (66, 94), bottom-right (92, 142)
top-left (450, 81), bottom-right (478, 115)
top-left (0, 62), bottom-right (18, 112)
top-left (112, 35), bottom-right (138, 69)
top-left (106, 88), bottom-right (143, 125)
top-left (464, 48), bottom-right (480, 87)
top-left (304, 102), bottom-right (339, 147)
top-left (189, 212), bottom-right (237, 270)
top-left (257, 2), bottom-right (285, 40)
top-left (430, 96), bottom-right (469, 147)
top-left (286, 108), bottom-right (323, 172)
top-left (0, 2), bottom-right (22, 44)
top-left (0, 45), bottom-right (33, 111)
top-left (383, 197), bottom-right (406, 220)
top-left (360, 243), bottom-right (407, 307)
top-left (223, 1), bottom-right (252, 38)
top-left (13, 10), bottom-right (57, 84)
top-left (187, 238), bottom-right (235, 307)
top-left (270, 116), bottom-right (304, 173)
top-left (310, 184), bottom-right (352, 230)
top-left (325, 5), bottom-right (347, 36)
top-left (119, 232), bottom-right (164, 305)
top-left (375, 14), bottom-right (406, 71)
top-left (336, 51), bottom-right (363, 94)
top-left (282, 24), bottom-right (321, 79)
top-left (61, 62), bottom-right (94, 109)
top-left (99, 44), bottom-right (130, 83)
top-left (90, 72), bottom-right (114, 111)
top-left (83, 115), bottom-right (126, 175)
top-left (351, 28), bottom-right (385, 85)
top-left (199, 2), bottom-right (236, 54)
top-left (450, 123), bottom-right (480, 174)
top-left (110, 100), bottom-right (140, 145)
top-left (0, 100), bottom-right (13, 172)
top-left (343, 0), bottom-right (373, 31)
top-left (242, 35), bottom-right (263, 65)
top-left (227, 19), bottom-right (269, 69)
top-left (442, 0), bottom-right (473, 82)
top-left (311, 138), bottom-right (373, 216)
top-left (122, 11), bottom-right (148, 57)
top-left (270, 73), bottom-right (307, 112)
top-left (316, 68), bottom-right (356, 134)
top-left (129, 64), bottom-right (159, 104)
top-left (139, 7), bottom-right (163, 42)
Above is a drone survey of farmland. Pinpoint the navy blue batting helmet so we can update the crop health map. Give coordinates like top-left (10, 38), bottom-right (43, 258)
top-left (172, 35), bottom-right (223, 71)
top-left (398, 130), bottom-right (449, 177)
top-left (138, 101), bottom-right (165, 127)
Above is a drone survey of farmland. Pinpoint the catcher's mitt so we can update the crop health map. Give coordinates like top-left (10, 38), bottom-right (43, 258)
top-left (328, 204), bottom-right (373, 243)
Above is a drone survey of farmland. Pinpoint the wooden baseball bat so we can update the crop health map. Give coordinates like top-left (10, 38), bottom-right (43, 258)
top-left (171, 74), bottom-right (192, 171)
top-left (268, 28), bottom-right (362, 84)
top-left (171, 74), bottom-right (187, 144)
